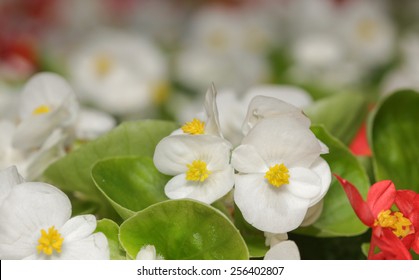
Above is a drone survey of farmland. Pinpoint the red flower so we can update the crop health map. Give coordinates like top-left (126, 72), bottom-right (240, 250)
top-left (335, 175), bottom-right (419, 259)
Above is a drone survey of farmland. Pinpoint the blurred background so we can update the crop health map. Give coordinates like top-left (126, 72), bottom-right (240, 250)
top-left (1, 0), bottom-right (419, 259)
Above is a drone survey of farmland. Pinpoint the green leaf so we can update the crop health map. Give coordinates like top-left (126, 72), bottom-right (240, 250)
top-left (305, 92), bottom-right (368, 145)
top-left (295, 125), bottom-right (370, 237)
top-left (233, 204), bottom-right (268, 258)
top-left (92, 156), bottom-right (170, 220)
top-left (95, 219), bottom-right (126, 260)
top-left (43, 120), bottom-right (178, 203)
top-left (119, 199), bottom-right (249, 260)
top-left (370, 90), bottom-right (419, 191)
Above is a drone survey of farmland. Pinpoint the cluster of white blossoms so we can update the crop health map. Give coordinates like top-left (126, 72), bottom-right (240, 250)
top-left (0, 166), bottom-right (109, 260)
top-left (0, 72), bottom-right (116, 180)
top-left (153, 84), bottom-right (331, 259)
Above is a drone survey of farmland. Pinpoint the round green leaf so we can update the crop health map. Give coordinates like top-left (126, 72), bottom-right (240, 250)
top-left (43, 120), bottom-right (177, 219)
top-left (370, 90), bottom-right (419, 191)
top-left (120, 199), bottom-right (249, 260)
top-left (295, 125), bottom-right (370, 237)
top-left (92, 156), bottom-right (170, 220)
top-left (305, 92), bottom-right (368, 145)
top-left (95, 219), bottom-right (126, 260)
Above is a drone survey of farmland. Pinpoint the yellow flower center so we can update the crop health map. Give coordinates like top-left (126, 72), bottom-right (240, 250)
top-left (32, 105), bottom-right (51, 115)
top-left (265, 164), bottom-right (290, 188)
top-left (152, 81), bottom-right (171, 105)
top-left (37, 226), bottom-right (64, 256)
top-left (186, 160), bottom-right (211, 182)
top-left (357, 19), bottom-right (377, 42)
top-left (374, 210), bottom-right (413, 238)
top-left (181, 118), bottom-right (205, 135)
top-left (94, 54), bottom-right (113, 77)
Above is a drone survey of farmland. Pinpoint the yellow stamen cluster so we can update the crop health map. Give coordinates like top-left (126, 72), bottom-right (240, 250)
top-left (32, 105), bottom-right (51, 115)
top-left (357, 19), bottom-right (377, 41)
top-left (181, 118), bottom-right (205, 135)
top-left (265, 164), bottom-right (290, 188)
top-left (374, 210), bottom-right (413, 238)
top-left (94, 54), bottom-right (113, 77)
top-left (37, 226), bottom-right (64, 256)
top-left (152, 81), bottom-right (170, 105)
top-left (186, 160), bottom-right (211, 182)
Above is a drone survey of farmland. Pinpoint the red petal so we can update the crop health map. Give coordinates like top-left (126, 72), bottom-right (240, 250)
top-left (366, 180), bottom-right (396, 217)
top-left (334, 174), bottom-right (375, 226)
top-left (349, 122), bottom-right (372, 156)
top-left (371, 227), bottom-right (412, 260)
top-left (396, 190), bottom-right (417, 216)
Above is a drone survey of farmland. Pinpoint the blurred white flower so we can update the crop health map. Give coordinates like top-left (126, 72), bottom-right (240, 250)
top-left (136, 245), bottom-right (164, 260)
top-left (232, 116), bottom-right (331, 233)
top-left (12, 72), bottom-right (79, 151)
top-left (69, 29), bottom-right (169, 116)
top-left (0, 82), bottom-right (19, 120)
top-left (380, 33), bottom-right (419, 96)
top-left (153, 135), bottom-right (234, 205)
top-left (338, 0), bottom-right (396, 68)
top-left (0, 166), bottom-right (109, 260)
top-left (174, 5), bottom-right (271, 91)
top-left (75, 108), bottom-right (116, 141)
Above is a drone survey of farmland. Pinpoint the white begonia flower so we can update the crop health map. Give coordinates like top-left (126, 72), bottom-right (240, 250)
top-left (232, 116), bottom-right (331, 233)
top-left (173, 84), bottom-right (222, 138)
top-left (153, 135), bottom-right (234, 205)
top-left (337, 0), bottom-right (395, 68)
top-left (75, 107), bottom-right (116, 141)
top-left (0, 120), bottom-right (67, 180)
top-left (136, 245), bottom-right (164, 260)
top-left (69, 29), bottom-right (169, 116)
top-left (264, 240), bottom-right (301, 260)
top-left (263, 232), bottom-right (300, 260)
top-left (0, 166), bottom-right (109, 260)
top-left (12, 72), bottom-right (79, 151)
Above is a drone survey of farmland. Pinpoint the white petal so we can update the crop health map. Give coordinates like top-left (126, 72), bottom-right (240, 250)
top-left (204, 83), bottom-right (223, 137)
top-left (243, 85), bottom-right (313, 109)
top-left (231, 144), bottom-right (268, 173)
top-left (12, 107), bottom-right (69, 150)
top-left (0, 166), bottom-right (24, 206)
top-left (75, 108), bottom-right (116, 140)
top-left (242, 117), bottom-right (322, 168)
top-left (60, 215), bottom-right (97, 243)
top-left (19, 72), bottom-right (78, 120)
top-left (264, 240), bottom-right (301, 260)
top-left (56, 232), bottom-right (109, 260)
top-left (0, 182), bottom-right (71, 259)
top-left (165, 166), bottom-right (234, 204)
top-left (153, 134), bottom-right (231, 176)
top-left (300, 199), bottom-right (324, 227)
top-left (136, 245), bottom-right (163, 260)
top-left (234, 173), bottom-right (310, 233)
top-left (242, 95), bottom-right (311, 135)
top-left (286, 167), bottom-right (322, 200)
top-left (308, 157), bottom-right (331, 206)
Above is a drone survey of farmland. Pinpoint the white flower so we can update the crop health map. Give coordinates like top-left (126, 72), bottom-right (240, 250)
top-left (263, 232), bottom-right (300, 260)
top-left (136, 245), bottom-right (164, 260)
top-left (0, 121), bottom-right (66, 180)
top-left (0, 166), bottom-right (109, 260)
top-left (263, 240), bottom-right (301, 260)
top-left (153, 135), bottom-right (234, 204)
top-left (75, 108), bottom-right (116, 141)
top-left (232, 116), bottom-right (331, 233)
top-left (13, 72), bottom-right (79, 151)
top-left (173, 84), bottom-right (222, 138)
top-left (68, 29), bottom-right (169, 116)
